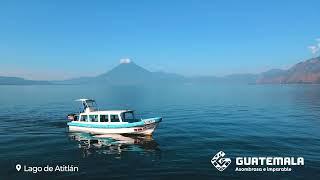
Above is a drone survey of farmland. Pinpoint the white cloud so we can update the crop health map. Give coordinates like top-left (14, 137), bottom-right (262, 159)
top-left (308, 38), bottom-right (320, 55)
top-left (308, 46), bottom-right (319, 54)
top-left (120, 58), bottom-right (131, 64)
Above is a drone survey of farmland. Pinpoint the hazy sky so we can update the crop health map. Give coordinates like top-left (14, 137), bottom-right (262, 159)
top-left (0, 0), bottom-right (319, 80)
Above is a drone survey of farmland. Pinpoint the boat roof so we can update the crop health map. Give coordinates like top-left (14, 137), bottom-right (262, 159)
top-left (75, 99), bottom-right (95, 102)
top-left (80, 110), bottom-right (134, 114)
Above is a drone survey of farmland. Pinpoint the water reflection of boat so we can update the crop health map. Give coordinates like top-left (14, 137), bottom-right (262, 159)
top-left (68, 132), bottom-right (161, 157)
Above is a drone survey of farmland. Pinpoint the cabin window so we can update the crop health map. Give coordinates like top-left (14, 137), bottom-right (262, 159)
top-left (74, 115), bottom-right (79, 121)
top-left (89, 115), bottom-right (98, 122)
top-left (121, 112), bottom-right (135, 122)
top-left (80, 115), bottom-right (88, 122)
top-left (100, 115), bottom-right (108, 122)
top-left (110, 115), bottom-right (120, 122)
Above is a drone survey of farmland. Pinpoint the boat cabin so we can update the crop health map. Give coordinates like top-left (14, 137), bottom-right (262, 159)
top-left (73, 99), bottom-right (139, 123)
top-left (74, 110), bottom-right (139, 123)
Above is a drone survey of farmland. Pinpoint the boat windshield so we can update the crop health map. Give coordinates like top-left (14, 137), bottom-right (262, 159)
top-left (121, 111), bottom-right (139, 123)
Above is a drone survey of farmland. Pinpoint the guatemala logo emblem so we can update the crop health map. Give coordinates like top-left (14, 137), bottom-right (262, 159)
top-left (211, 151), bottom-right (231, 171)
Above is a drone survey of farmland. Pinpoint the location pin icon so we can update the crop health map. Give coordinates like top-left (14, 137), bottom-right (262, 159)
top-left (16, 164), bottom-right (21, 171)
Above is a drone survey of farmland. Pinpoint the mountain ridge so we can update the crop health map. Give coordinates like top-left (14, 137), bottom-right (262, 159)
top-left (257, 56), bottom-right (320, 84)
top-left (0, 76), bottom-right (51, 85)
top-left (2, 56), bottom-right (320, 85)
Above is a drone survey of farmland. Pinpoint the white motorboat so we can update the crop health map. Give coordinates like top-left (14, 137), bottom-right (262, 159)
top-left (67, 99), bottom-right (162, 135)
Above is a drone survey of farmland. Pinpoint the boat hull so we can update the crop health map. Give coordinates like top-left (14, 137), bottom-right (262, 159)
top-left (68, 123), bottom-right (157, 135)
top-left (67, 117), bottom-right (162, 135)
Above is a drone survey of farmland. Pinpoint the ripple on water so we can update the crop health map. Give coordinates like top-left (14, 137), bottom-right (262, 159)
top-left (0, 84), bottom-right (320, 179)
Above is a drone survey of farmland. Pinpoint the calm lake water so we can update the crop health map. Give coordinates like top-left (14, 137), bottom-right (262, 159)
top-left (0, 84), bottom-right (319, 179)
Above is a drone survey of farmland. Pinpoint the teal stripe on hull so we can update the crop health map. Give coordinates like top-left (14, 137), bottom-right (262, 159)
top-left (67, 117), bottom-right (162, 129)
